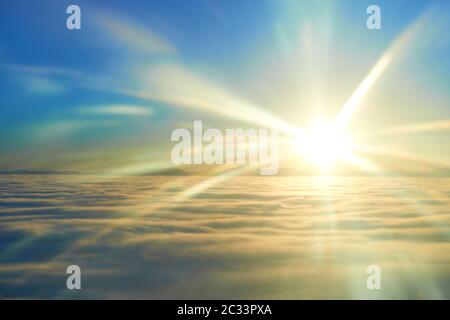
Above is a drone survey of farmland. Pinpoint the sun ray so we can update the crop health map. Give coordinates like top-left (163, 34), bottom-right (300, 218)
top-left (338, 151), bottom-right (382, 174)
top-left (334, 10), bottom-right (431, 130)
top-left (135, 63), bottom-right (301, 136)
top-left (353, 144), bottom-right (450, 170)
top-left (364, 119), bottom-right (450, 138)
top-left (175, 166), bottom-right (253, 203)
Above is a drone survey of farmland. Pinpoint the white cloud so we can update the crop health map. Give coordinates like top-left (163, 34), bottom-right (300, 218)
top-left (78, 104), bottom-right (153, 116)
top-left (97, 13), bottom-right (177, 56)
top-left (18, 75), bottom-right (66, 95)
top-left (0, 176), bottom-right (449, 299)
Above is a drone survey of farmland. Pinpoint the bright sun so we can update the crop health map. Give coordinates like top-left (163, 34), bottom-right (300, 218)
top-left (295, 118), bottom-right (353, 170)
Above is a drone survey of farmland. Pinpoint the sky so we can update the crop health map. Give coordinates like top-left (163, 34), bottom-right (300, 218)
top-left (0, 0), bottom-right (450, 300)
top-left (0, 0), bottom-right (449, 175)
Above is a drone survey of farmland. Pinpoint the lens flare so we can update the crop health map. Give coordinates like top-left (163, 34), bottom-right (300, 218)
top-left (295, 118), bottom-right (353, 169)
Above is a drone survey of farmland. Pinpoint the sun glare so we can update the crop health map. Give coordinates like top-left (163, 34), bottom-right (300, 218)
top-left (295, 118), bottom-right (353, 170)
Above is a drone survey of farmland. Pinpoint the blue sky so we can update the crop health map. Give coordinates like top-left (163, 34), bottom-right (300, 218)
top-left (0, 0), bottom-right (449, 173)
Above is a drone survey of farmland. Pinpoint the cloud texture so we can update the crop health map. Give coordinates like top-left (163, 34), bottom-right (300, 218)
top-left (0, 175), bottom-right (449, 299)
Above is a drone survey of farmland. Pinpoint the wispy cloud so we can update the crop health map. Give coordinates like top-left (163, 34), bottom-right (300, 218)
top-left (135, 63), bottom-right (299, 135)
top-left (377, 120), bottom-right (450, 135)
top-left (77, 104), bottom-right (153, 117)
top-left (96, 12), bottom-right (177, 56)
top-left (34, 120), bottom-right (120, 141)
top-left (16, 75), bottom-right (67, 95)
top-left (1, 63), bottom-right (123, 95)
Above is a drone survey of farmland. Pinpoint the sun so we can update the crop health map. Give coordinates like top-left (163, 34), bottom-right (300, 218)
top-left (294, 118), bottom-right (353, 170)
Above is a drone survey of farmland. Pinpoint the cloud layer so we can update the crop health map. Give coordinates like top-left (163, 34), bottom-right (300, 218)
top-left (0, 175), bottom-right (449, 299)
